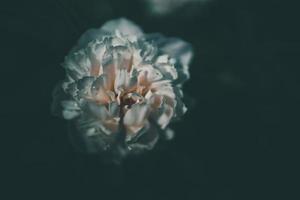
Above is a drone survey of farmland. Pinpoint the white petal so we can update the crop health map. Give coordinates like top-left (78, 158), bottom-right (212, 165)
top-left (123, 103), bottom-right (148, 126)
top-left (165, 128), bottom-right (174, 140)
top-left (114, 69), bottom-right (129, 93)
top-left (163, 38), bottom-right (192, 62)
top-left (107, 101), bottom-right (118, 117)
top-left (156, 55), bottom-right (169, 63)
top-left (63, 110), bottom-right (80, 120)
top-left (61, 100), bottom-right (80, 110)
top-left (74, 29), bottom-right (107, 51)
top-left (60, 100), bottom-right (81, 120)
top-left (88, 103), bottom-right (109, 121)
top-left (127, 123), bottom-right (159, 150)
top-left (155, 63), bottom-right (178, 80)
top-left (160, 38), bottom-right (192, 80)
top-left (157, 105), bottom-right (174, 129)
top-left (146, 34), bottom-right (193, 82)
top-left (101, 18), bottom-right (144, 38)
top-left (152, 81), bottom-right (176, 99)
top-left (63, 51), bottom-right (91, 80)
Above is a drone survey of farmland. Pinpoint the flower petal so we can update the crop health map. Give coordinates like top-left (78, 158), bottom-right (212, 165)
top-left (127, 123), bottom-right (159, 150)
top-left (146, 34), bottom-right (193, 83)
top-left (63, 50), bottom-right (92, 80)
top-left (101, 18), bottom-right (144, 39)
top-left (61, 100), bottom-right (81, 120)
top-left (123, 103), bottom-right (149, 134)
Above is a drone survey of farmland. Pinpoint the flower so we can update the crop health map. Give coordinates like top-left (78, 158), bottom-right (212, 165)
top-left (52, 18), bottom-right (193, 158)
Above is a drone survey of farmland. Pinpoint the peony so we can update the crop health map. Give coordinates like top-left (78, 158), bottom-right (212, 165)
top-left (52, 18), bottom-right (193, 158)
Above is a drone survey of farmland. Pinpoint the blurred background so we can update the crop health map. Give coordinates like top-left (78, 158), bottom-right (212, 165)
top-left (1, 0), bottom-right (299, 199)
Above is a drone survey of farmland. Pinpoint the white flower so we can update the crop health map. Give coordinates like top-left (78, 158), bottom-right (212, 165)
top-left (52, 18), bottom-right (193, 157)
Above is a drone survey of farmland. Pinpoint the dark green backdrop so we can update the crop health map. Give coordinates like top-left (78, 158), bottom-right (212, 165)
top-left (1, 0), bottom-right (298, 199)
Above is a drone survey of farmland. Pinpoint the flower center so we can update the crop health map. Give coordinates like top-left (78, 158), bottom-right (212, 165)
top-left (121, 93), bottom-right (144, 109)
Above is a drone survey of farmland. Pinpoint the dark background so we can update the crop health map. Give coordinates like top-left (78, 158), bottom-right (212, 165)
top-left (1, 0), bottom-right (299, 199)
